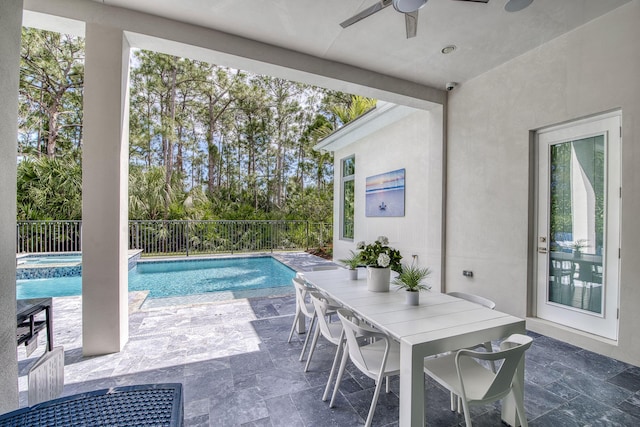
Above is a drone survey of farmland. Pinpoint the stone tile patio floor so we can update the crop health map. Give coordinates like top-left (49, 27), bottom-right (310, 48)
top-left (16, 253), bottom-right (640, 426)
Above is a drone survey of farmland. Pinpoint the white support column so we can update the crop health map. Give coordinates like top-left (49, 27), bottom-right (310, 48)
top-left (0, 0), bottom-right (23, 413)
top-left (82, 23), bottom-right (131, 355)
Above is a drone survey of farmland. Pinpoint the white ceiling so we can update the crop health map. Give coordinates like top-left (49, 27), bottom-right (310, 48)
top-left (93, 0), bottom-right (629, 90)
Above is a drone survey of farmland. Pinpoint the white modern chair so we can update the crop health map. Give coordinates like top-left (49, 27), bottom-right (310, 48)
top-left (550, 258), bottom-right (574, 286)
top-left (331, 309), bottom-right (400, 427)
top-left (423, 333), bottom-right (533, 427)
top-left (304, 291), bottom-right (343, 373)
top-left (311, 265), bottom-right (340, 271)
top-left (447, 291), bottom-right (496, 311)
top-left (447, 291), bottom-right (496, 358)
top-left (446, 291), bottom-right (497, 410)
top-left (288, 277), bottom-right (317, 361)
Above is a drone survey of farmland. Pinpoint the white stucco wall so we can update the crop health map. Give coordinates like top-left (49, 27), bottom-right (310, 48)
top-left (332, 107), bottom-right (444, 288)
top-left (446, 1), bottom-right (640, 365)
top-left (0, 0), bottom-right (22, 413)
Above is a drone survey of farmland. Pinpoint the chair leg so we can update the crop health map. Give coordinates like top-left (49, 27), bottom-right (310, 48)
top-left (323, 336), bottom-right (344, 401)
top-left (304, 321), bottom-right (321, 372)
top-left (287, 310), bottom-right (300, 343)
top-left (299, 313), bottom-right (316, 361)
top-left (449, 392), bottom-right (457, 411)
top-left (385, 376), bottom-right (390, 393)
top-left (330, 345), bottom-right (350, 408)
top-left (364, 371), bottom-right (385, 427)
top-left (460, 396), bottom-right (472, 427)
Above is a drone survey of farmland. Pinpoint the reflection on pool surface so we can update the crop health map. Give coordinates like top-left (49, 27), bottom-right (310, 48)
top-left (16, 256), bottom-right (296, 300)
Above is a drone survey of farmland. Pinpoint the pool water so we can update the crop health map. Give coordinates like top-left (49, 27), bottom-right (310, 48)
top-left (17, 254), bottom-right (82, 266)
top-left (16, 256), bottom-right (295, 300)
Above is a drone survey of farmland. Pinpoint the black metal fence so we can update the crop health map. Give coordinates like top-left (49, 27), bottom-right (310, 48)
top-left (16, 221), bottom-right (82, 253)
top-left (16, 220), bottom-right (333, 256)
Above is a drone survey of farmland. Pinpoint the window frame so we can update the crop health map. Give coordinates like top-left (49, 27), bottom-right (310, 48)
top-left (340, 155), bottom-right (355, 241)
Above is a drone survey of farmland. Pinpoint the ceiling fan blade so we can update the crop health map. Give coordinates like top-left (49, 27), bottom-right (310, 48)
top-left (404, 11), bottom-right (418, 38)
top-left (451, 0), bottom-right (489, 3)
top-left (340, 0), bottom-right (393, 28)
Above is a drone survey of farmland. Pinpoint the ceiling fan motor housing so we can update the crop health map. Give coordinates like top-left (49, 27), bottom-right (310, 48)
top-left (392, 0), bottom-right (428, 14)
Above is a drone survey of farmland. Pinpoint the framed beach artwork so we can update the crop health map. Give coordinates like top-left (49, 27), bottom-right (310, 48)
top-left (365, 168), bottom-right (405, 217)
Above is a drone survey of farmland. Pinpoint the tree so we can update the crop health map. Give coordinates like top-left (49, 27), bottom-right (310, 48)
top-left (129, 165), bottom-right (177, 220)
top-left (306, 95), bottom-right (376, 191)
top-left (17, 157), bottom-right (82, 220)
top-left (18, 31), bottom-right (375, 225)
top-left (19, 28), bottom-right (84, 158)
top-left (198, 66), bottom-right (240, 196)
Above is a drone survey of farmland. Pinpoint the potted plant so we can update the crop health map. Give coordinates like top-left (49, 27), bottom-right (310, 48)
top-left (357, 236), bottom-right (402, 292)
top-left (392, 264), bottom-right (431, 305)
top-left (572, 239), bottom-right (588, 258)
top-left (339, 250), bottom-right (361, 280)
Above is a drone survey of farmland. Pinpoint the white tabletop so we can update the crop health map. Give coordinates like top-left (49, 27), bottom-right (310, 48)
top-left (302, 269), bottom-right (523, 349)
top-left (302, 268), bottom-right (526, 426)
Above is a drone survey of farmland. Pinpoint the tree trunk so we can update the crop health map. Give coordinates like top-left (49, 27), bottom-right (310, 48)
top-left (146, 77), bottom-right (153, 169)
top-left (206, 95), bottom-right (217, 196)
top-left (163, 65), bottom-right (178, 219)
top-left (207, 142), bottom-right (218, 196)
top-left (217, 135), bottom-right (223, 189)
top-left (46, 109), bottom-right (59, 158)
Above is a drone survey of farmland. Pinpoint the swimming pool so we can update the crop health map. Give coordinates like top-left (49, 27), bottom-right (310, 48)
top-left (17, 254), bottom-right (82, 266)
top-left (16, 256), bottom-right (296, 300)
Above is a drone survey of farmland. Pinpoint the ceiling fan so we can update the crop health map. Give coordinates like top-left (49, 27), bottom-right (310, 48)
top-left (340, 0), bottom-right (490, 39)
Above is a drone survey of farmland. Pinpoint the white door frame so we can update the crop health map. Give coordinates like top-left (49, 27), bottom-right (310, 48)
top-left (535, 111), bottom-right (621, 340)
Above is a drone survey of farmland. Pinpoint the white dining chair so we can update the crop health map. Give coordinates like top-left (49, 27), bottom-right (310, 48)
top-left (331, 309), bottom-right (400, 427)
top-left (311, 265), bottom-right (340, 271)
top-left (447, 291), bottom-right (496, 310)
top-left (304, 291), bottom-right (343, 373)
top-left (446, 291), bottom-right (497, 410)
top-left (423, 333), bottom-right (533, 427)
top-left (288, 277), bottom-right (317, 361)
top-left (550, 258), bottom-right (574, 286)
top-left (447, 291), bottom-right (496, 358)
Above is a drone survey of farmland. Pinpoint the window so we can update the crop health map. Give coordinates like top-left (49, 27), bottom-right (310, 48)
top-left (341, 156), bottom-right (355, 240)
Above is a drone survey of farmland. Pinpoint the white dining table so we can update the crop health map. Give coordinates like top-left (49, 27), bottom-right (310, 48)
top-left (301, 268), bottom-right (526, 427)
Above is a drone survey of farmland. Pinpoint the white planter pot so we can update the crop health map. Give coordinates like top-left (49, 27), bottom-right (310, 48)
top-left (349, 268), bottom-right (358, 280)
top-left (367, 267), bottom-right (390, 292)
top-left (405, 290), bottom-right (419, 306)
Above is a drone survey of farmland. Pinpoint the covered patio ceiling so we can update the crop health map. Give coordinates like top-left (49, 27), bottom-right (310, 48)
top-left (89, 0), bottom-right (630, 90)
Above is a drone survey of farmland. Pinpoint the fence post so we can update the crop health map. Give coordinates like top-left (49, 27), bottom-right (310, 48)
top-left (270, 221), bottom-right (274, 253)
top-left (186, 221), bottom-right (190, 257)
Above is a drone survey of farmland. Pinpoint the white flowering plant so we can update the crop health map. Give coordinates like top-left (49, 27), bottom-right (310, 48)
top-left (357, 236), bottom-right (402, 272)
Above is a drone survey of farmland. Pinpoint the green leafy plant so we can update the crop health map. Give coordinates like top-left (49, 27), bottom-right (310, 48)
top-left (339, 250), bottom-right (361, 270)
top-left (392, 264), bottom-right (431, 292)
top-left (357, 236), bottom-right (402, 272)
top-left (572, 239), bottom-right (588, 253)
